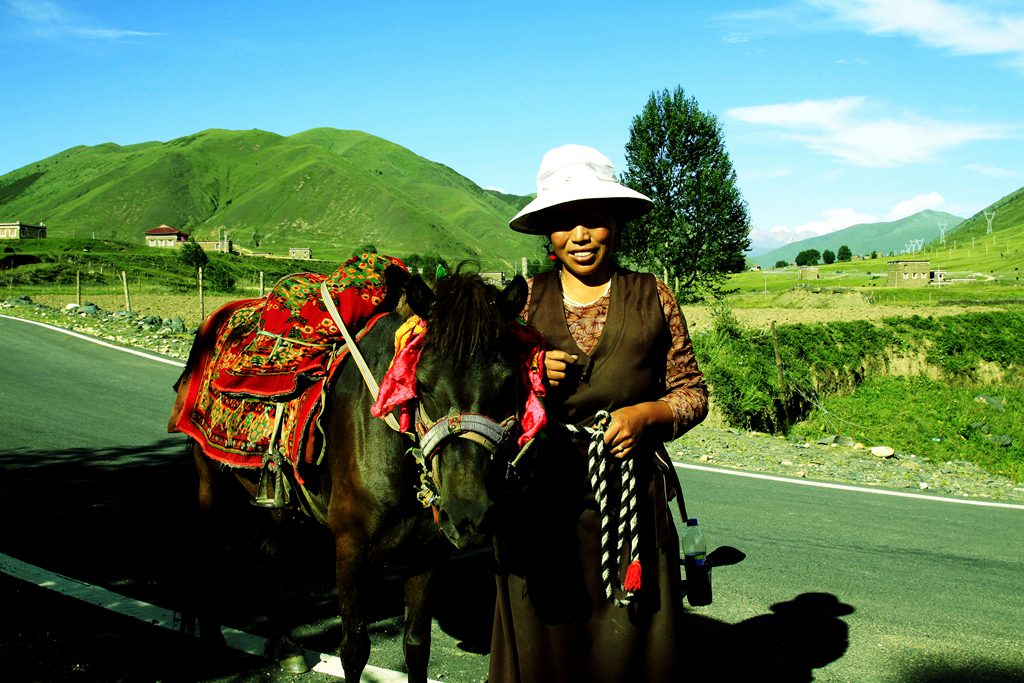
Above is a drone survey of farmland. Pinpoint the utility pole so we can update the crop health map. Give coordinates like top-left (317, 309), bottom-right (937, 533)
top-left (938, 222), bottom-right (947, 246)
top-left (984, 211), bottom-right (996, 235)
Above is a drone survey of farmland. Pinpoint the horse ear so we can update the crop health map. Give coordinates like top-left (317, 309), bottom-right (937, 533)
top-left (498, 275), bottom-right (528, 319)
top-left (406, 274), bottom-right (435, 319)
top-left (379, 264), bottom-right (410, 312)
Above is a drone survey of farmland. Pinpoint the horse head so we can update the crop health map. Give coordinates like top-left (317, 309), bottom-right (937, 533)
top-left (405, 268), bottom-right (532, 549)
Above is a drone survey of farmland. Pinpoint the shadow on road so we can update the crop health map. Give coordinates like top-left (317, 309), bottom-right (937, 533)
top-left (4, 442), bottom-right (1019, 682)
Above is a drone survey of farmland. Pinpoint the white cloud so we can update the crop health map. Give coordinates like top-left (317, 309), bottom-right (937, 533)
top-left (7, 0), bottom-right (162, 40)
top-left (966, 163), bottom-right (1022, 178)
top-left (811, 0), bottom-right (1024, 68)
top-left (769, 206), bottom-right (878, 241)
top-left (727, 97), bottom-right (1013, 167)
top-left (884, 192), bottom-right (945, 220)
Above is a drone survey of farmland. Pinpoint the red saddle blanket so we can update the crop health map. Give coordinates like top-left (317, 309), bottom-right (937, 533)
top-left (172, 254), bottom-right (405, 474)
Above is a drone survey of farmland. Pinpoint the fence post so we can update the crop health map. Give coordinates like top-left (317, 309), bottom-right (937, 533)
top-left (198, 267), bottom-right (205, 321)
top-left (121, 271), bottom-right (132, 313)
top-left (259, 271), bottom-right (265, 297)
top-left (770, 321), bottom-right (786, 394)
top-left (76, 270), bottom-right (81, 306)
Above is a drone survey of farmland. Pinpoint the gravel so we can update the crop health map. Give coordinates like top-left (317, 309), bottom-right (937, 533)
top-left (5, 295), bottom-right (1023, 505)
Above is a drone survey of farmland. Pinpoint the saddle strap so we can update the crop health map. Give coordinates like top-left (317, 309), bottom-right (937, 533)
top-left (320, 281), bottom-right (403, 433)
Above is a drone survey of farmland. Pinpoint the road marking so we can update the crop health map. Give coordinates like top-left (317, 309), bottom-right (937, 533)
top-left (675, 462), bottom-right (1024, 510)
top-left (0, 314), bottom-right (186, 368)
top-left (0, 551), bottom-right (437, 683)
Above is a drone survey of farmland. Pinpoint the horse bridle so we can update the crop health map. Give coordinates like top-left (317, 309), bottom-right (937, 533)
top-left (412, 403), bottom-right (518, 510)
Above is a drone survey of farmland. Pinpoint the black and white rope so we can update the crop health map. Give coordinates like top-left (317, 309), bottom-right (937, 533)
top-left (564, 410), bottom-right (640, 607)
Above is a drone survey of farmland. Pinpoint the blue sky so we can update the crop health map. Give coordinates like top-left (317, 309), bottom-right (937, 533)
top-left (2, 0), bottom-right (1022, 247)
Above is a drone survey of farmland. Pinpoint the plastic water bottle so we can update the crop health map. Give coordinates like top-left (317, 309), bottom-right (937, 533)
top-left (683, 517), bottom-right (712, 606)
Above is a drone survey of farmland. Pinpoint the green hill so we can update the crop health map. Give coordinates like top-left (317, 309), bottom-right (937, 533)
top-left (0, 128), bottom-right (539, 267)
top-left (943, 186), bottom-right (1024, 247)
top-left (751, 209), bottom-right (966, 267)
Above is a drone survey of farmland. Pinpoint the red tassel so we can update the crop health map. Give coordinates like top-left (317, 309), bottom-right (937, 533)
top-left (624, 560), bottom-right (642, 592)
top-left (548, 253), bottom-right (557, 261)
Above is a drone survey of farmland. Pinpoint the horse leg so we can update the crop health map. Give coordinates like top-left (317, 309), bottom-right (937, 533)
top-left (334, 532), bottom-right (371, 681)
top-left (180, 442), bottom-right (228, 647)
top-left (403, 564), bottom-right (437, 683)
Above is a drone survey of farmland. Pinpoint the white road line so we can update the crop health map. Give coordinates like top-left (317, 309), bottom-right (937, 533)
top-left (0, 313), bottom-right (186, 367)
top-left (0, 551), bottom-right (437, 683)
top-left (675, 462), bottom-right (1024, 510)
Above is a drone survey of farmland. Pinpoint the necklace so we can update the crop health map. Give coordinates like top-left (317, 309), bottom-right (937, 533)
top-left (560, 270), bottom-right (611, 307)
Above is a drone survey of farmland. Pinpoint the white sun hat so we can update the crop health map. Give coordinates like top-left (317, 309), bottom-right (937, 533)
top-left (509, 144), bottom-right (654, 234)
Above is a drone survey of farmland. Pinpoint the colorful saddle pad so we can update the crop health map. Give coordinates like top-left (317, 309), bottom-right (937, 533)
top-left (173, 254), bottom-right (406, 474)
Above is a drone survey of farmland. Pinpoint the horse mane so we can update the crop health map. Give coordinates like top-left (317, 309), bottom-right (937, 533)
top-left (425, 263), bottom-right (510, 365)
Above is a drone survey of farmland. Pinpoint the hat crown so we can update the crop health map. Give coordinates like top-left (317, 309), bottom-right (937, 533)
top-left (536, 145), bottom-right (618, 194)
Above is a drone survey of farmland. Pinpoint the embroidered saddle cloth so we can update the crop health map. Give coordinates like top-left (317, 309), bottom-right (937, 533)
top-left (173, 254), bottom-right (406, 473)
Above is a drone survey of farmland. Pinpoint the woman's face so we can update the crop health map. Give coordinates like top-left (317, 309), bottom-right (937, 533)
top-left (546, 203), bottom-right (618, 282)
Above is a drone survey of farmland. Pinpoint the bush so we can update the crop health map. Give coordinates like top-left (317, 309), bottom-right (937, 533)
top-left (774, 260), bottom-right (788, 268)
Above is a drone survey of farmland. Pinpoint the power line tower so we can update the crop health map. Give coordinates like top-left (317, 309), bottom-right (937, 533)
top-left (938, 222), bottom-right (947, 246)
top-left (984, 210), bottom-right (996, 235)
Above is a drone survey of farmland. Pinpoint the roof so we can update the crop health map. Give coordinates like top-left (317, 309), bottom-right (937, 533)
top-left (145, 225), bottom-right (189, 236)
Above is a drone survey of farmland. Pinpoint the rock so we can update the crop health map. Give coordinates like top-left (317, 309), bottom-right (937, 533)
top-left (974, 395), bottom-right (1006, 412)
top-left (919, 482), bottom-right (929, 490)
top-left (698, 454), bottom-right (714, 463)
top-left (79, 304), bottom-right (99, 315)
top-left (834, 435), bottom-right (856, 447)
top-left (815, 436), bottom-right (836, 446)
top-left (985, 434), bottom-right (1013, 448)
top-left (901, 461), bottom-right (921, 471)
top-left (781, 459), bottom-right (793, 466)
top-left (853, 442), bottom-right (865, 450)
top-left (870, 446), bottom-right (895, 458)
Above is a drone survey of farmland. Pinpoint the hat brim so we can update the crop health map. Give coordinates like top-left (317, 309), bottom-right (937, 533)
top-left (509, 186), bottom-right (654, 235)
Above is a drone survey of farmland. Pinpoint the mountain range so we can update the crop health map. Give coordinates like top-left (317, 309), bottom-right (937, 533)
top-left (2, 127), bottom-right (1020, 272)
top-left (0, 128), bottom-right (538, 267)
top-left (749, 209), bottom-right (967, 267)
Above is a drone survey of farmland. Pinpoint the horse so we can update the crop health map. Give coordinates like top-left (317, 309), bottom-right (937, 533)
top-left (172, 266), bottom-right (535, 682)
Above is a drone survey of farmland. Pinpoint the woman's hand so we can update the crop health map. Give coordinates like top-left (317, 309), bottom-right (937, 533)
top-left (544, 349), bottom-right (578, 388)
top-left (603, 401), bottom-right (674, 458)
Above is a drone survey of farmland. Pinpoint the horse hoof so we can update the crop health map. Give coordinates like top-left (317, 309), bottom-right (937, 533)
top-left (278, 652), bottom-right (310, 674)
top-left (269, 636), bottom-right (310, 674)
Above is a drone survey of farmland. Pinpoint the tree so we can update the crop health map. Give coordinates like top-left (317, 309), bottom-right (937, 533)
top-left (178, 239), bottom-right (208, 270)
top-left (795, 249), bottom-right (820, 266)
top-left (837, 245), bottom-right (852, 262)
top-left (621, 86), bottom-right (751, 301)
top-left (774, 260), bottom-right (788, 269)
top-left (822, 249), bottom-right (836, 265)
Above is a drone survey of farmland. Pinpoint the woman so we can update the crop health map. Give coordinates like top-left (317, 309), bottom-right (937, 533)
top-left (490, 144), bottom-right (709, 682)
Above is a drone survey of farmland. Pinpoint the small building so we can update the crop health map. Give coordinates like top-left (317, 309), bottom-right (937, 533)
top-left (145, 225), bottom-right (190, 248)
top-left (799, 266), bottom-right (819, 280)
top-left (887, 260), bottom-right (931, 287)
top-left (0, 221), bottom-right (47, 239)
top-left (196, 238), bottom-right (233, 254)
top-left (289, 247), bottom-right (312, 260)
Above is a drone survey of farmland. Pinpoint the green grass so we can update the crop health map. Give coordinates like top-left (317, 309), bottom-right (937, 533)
top-left (730, 219), bottom-right (1024, 306)
top-left (791, 376), bottom-right (1023, 482)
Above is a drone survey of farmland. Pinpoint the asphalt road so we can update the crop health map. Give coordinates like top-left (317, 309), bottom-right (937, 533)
top-left (1, 314), bottom-right (1022, 682)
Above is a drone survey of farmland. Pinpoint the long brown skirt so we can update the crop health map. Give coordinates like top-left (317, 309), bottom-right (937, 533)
top-left (490, 444), bottom-right (685, 682)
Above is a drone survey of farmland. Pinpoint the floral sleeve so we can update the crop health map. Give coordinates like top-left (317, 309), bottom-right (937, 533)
top-left (656, 279), bottom-right (708, 439)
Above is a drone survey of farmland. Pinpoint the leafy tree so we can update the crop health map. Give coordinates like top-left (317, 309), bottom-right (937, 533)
top-left (795, 249), bottom-right (820, 266)
top-left (837, 245), bottom-right (852, 262)
top-left (822, 249), bottom-right (836, 265)
top-left (870, 250), bottom-right (878, 259)
top-left (178, 239), bottom-right (208, 270)
top-left (774, 260), bottom-right (788, 269)
top-left (621, 86), bottom-right (751, 301)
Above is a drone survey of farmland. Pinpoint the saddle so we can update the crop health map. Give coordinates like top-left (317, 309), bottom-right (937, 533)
top-left (171, 254), bottom-right (407, 481)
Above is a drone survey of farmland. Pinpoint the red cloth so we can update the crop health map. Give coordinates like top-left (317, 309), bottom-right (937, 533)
top-left (371, 320), bottom-right (547, 448)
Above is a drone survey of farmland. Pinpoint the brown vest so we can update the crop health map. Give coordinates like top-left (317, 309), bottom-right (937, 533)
top-left (530, 268), bottom-right (668, 428)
